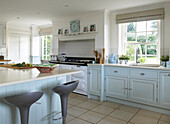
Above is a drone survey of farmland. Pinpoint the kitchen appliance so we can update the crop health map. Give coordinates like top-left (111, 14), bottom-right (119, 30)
top-left (49, 57), bottom-right (95, 66)
top-left (49, 57), bottom-right (95, 95)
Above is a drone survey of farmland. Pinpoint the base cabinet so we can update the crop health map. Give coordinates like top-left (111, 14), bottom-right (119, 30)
top-left (105, 76), bottom-right (128, 100)
top-left (129, 79), bottom-right (157, 105)
top-left (88, 66), bottom-right (101, 94)
top-left (160, 73), bottom-right (170, 108)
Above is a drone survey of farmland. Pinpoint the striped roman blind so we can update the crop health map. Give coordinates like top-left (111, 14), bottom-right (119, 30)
top-left (116, 8), bottom-right (164, 24)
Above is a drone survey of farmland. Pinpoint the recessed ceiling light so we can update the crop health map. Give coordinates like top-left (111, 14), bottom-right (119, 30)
top-left (65, 5), bottom-right (69, 7)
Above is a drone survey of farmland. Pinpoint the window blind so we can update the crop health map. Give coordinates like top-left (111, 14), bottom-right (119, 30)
top-left (116, 8), bottom-right (164, 24)
top-left (39, 27), bottom-right (52, 36)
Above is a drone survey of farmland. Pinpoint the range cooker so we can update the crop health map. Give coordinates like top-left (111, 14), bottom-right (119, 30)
top-left (49, 57), bottom-right (95, 95)
top-left (49, 57), bottom-right (95, 66)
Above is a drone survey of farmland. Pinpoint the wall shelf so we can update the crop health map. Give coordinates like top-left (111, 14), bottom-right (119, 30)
top-left (54, 32), bottom-right (98, 41)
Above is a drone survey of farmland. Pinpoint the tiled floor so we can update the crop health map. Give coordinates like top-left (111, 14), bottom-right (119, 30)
top-left (66, 93), bottom-right (170, 124)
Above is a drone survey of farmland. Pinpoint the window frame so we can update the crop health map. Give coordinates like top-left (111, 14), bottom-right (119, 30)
top-left (119, 20), bottom-right (161, 64)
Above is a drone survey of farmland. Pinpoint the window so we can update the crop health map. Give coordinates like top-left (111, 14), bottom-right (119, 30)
top-left (41, 35), bottom-right (52, 60)
top-left (119, 20), bottom-right (160, 64)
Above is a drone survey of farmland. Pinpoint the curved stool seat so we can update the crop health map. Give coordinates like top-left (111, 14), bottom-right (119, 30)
top-left (52, 80), bottom-right (79, 124)
top-left (3, 92), bottom-right (43, 124)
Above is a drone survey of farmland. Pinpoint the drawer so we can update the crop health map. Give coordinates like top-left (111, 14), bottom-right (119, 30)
top-left (130, 68), bottom-right (158, 79)
top-left (105, 66), bottom-right (128, 76)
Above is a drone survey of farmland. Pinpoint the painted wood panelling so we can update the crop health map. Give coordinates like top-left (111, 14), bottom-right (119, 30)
top-left (0, 76), bottom-right (66, 124)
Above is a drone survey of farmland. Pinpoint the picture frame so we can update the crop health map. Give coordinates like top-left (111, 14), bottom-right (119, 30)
top-left (58, 29), bottom-right (63, 35)
top-left (83, 26), bottom-right (88, 32)
top-left (64, 29), bottom-right (69, 35)
top-left (90, 24), bottom-right (96, 32)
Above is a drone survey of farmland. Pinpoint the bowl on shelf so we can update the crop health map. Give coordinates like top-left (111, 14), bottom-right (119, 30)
top-left (34, 64), bottom-right (58, 73)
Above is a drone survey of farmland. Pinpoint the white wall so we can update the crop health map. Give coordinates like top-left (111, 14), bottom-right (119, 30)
top-left (52, 10), bottom-right (105, 55)
top-left (110, 1), bottom-right (170, 56)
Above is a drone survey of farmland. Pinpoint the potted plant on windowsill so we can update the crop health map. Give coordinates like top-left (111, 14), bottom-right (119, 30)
top-left (119, 55), bottom-right (129, 64)
top-left (160, 55), bottom-right (169, 67)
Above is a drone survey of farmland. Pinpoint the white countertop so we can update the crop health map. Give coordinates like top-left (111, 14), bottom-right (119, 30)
top-left (88, 63), bottom-right (170, 71)
top-left (0, 67), bottom-right (81, 87)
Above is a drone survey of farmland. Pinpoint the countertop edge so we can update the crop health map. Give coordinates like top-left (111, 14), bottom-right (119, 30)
top-left (0, 70), bottom-right (81, 88)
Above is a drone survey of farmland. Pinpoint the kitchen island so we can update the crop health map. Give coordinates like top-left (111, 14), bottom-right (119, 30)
top-left (0, 67), bottom-right (81, 124)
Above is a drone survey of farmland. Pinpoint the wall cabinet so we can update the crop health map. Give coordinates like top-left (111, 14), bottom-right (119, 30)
top-left (105, 76), bottom-right (128, 100)
top-left (0, 24), bottom-right (6, 47)
top-left (129, 79), bottom-right (157, 105)
top-left (160, 72), bottom-right (170, 108)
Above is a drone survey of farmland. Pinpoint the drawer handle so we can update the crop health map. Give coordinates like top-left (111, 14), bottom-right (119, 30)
top-left (88, 72), bottom-right (91, 74)
top-left (123, 88), bottom-right (128, 90)
top-left (140, 73), bottom-right (145, 75)
top-left (168, 74), bottom-right (170, 76)
top-left (129, 88), bottom-right (132, 90)
top-left (114, 70), bottom-right (118, 73)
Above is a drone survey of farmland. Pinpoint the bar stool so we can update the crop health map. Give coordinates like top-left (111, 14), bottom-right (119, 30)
top-left (3, 92), bottom-right (43, 124)
top-left (52, 80), bottom-right (79, 124)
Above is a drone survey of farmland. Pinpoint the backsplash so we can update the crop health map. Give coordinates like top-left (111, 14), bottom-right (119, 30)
top-left (59, 40), bottom-right (95, 57)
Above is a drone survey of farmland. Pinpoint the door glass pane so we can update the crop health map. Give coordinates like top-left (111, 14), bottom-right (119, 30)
top-left (136, 21), bottom-right (146, 32)
top-left (127, 33), bottom-right (136, 43)
top-left (147, 20), bottom-right (158, 31)
top-left (44, 48), bottom-right (46, 55)
top-left (147, 45), bottom-right (157, 55)
top-left (127, 22), bottom-right (136, 32)
top-left (137, 33), bottom-right (146, 43)
top-left (147, 31), bottom-right (158, 43)
top-left (44, 56), bottom-right (46, 60)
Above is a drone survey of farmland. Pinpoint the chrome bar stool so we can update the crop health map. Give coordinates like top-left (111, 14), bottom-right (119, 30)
top-left (52, 80), bottom-right (79, 124)
top-left (3, 92), bottom-right (43, 124)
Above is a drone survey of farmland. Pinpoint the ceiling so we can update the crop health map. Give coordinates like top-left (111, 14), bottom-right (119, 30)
top-left (0, 0), bottom-right (169, 26)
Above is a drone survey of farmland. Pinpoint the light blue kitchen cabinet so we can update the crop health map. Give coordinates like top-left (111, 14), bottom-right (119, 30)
top-left (129, 78), bottom-right (157, 105)
top-left (105, 76), bottom-right (128, 100)
top-left (160, 72), bottom-right (170, 108)
top-left (87, 65), bottom-right (104, 101)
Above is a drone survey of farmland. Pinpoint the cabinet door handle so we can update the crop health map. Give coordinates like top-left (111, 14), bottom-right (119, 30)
top-left (123, 88), bottom-right (128, 90)
top-left (168, 74), bottom-right (170, 76)
top-left (88, 72), bottom-right (91, 74)
top-left (129, 88), bottom-right (132, 90)
top-left (114, 70), bottom-right (118, 73)
top-left (140, 73), bottom-right (145, 75)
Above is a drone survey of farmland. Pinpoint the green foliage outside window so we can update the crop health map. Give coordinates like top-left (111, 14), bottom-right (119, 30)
top-left (125, 20), bottom-right (159, 63)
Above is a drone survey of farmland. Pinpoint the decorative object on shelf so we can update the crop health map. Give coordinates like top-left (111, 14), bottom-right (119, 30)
top-left (83, 26), bottom-right (88, 32)
top-left (34, 64), bottom-right (58, 73)
top-left (160, 55), bottom-right (169, 67)
top-left (64, 29), bottom-right (69, 35)
top-left (102, 48), bottom-right (105, 64)
top-left (58, 29), bottom-right (63, 35)
top-left (90, 24), bottom-right (96, 32)
top-left (119, 55), bottom-right (129, 64)
top-left (70, 20), bottom-right (80, 33)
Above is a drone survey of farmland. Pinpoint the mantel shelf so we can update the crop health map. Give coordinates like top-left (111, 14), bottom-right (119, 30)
top-left (54, 32), bottom-right (98, 41)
